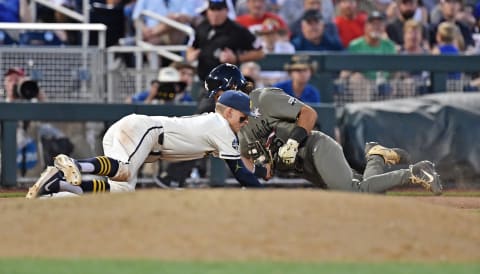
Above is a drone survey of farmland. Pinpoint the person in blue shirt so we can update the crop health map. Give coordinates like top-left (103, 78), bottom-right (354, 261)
top-left (432, 21), bottom-right (462, 80)
top-left (291, 9), bottom-right (343, 52)
top-left (274, 55), bottom-right (321, 103)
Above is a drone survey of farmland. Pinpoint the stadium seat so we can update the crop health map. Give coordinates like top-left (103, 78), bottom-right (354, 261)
top-left (0, 30), bottom-right (17, 45)
top-left (19, 31), bottom-right (63, 46)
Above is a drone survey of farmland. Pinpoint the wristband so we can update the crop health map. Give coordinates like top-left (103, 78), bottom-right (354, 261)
top-left (253, 164), bottom-right (267, 178)
top-left (289, 126), bottom-right (308, 144)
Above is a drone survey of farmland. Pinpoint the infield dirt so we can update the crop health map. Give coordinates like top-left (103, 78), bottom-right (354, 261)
top-left (1, 189), bottom-right (479, 262)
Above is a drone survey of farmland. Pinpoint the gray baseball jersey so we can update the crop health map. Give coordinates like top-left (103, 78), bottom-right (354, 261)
top-left (239, 87), bottom-right (411, 192)
top-left (239, 88), bottom-right (301, 156)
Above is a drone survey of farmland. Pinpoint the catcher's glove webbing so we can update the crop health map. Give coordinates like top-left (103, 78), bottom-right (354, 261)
top-left (247, 141), bottom-right (273, 166)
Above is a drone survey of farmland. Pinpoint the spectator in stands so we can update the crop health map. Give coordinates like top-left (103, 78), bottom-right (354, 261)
top-left (430, 0), bottom-right (477, 27)
top-left (255, 18), bottom-right (295, 54)
top-left (186, 0), bottom-right (264, 89)
top-left (475, 1), bottom-right (480, 23)
top-left (291, 9), bottom-right (344, 51)
top-left (236, 0), bottom-right (278, 16)
top-left (429, 0), bottom-right (475, 52)
top-left (132, 0), bottom-right (202, 45)
top-left (240, 61), bottom-right (265, 88)
top-left (334, 0), bottom-right (368, 48)
top-left (2, 67), bottom-right (74, 177)
top-left (127, 65), bottom-right (193, 104)
top-left (400, 19), bottom-right (430, 55)
top-left (395, 19), bottom-right (431, 95)
top-left (279, 0), bottom-right (336, 26)
top-left (3, 68), bottom-right (46, 103)
top-left (273, 55), bottom-right (321, 103)
top-left (235, 0), bottom-right (289, 36)
top-left (170, 61), bottom-right (197, 97)
top-left (0, 0), bottom-right (32, 43)
top-left (432, 21), bottom-right (462, 79)
top-left (254, 17), bottom-right (294, 85)
top-left (386, 0), bottom-right (429, 48)
top-left (372, 0), bottom-right (394, 14)
top-left (33, 0), bottom-right (79, 45)
top-left (0, 0), bottom-right (31, 23)
top-left (289, 0), bottom-right (338, 41)
top-left (386, 0), bottom-right (429, 24)
top-left (339, 11), bottom-right (397, 101)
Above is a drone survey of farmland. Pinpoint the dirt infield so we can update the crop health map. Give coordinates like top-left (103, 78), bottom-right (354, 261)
top-left (0, 189), bottom-right (479, 262)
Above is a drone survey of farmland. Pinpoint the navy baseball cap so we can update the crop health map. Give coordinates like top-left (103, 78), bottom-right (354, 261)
top-left (209, 0), bottom-right (227, 9)
top-left (218, 90), bottom-right (255, 116)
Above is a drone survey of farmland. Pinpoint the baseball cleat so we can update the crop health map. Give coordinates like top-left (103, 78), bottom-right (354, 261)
top-left (26, 166), bottom-right (62, 199)
top-left (54, 154), bottom-right (81, 185)
top-left (409, 160), bottom-right (443, 195)
top-left (365, 142), bottom-right (410, 165)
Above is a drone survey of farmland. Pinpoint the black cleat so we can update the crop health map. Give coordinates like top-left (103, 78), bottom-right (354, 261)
top-left (409, 160), bottom-right (443, 195)
top-left (26, 166), bottom-right (62, 199)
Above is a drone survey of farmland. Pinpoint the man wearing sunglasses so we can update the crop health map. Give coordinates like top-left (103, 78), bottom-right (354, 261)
top-left (205, 63), bottom-right (443, 195)
top-left (26, 90), bottom-right (266, 198)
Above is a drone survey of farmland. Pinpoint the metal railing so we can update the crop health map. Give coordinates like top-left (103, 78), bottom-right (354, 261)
top-left (30, 0), bottom-right (90, 47)
top-left (0, 22), bottom-right (106, 48)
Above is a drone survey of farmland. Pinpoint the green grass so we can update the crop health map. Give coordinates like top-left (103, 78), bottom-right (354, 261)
top-left (0, 192), bottom-right (25, 198)
top-left (0, 259), bottom-right (479, 274)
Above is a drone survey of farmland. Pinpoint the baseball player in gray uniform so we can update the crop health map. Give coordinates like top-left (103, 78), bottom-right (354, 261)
top-left (26, 90), bottom-right (266, 198)
top-left (204, 63), bottom-right (443, 194)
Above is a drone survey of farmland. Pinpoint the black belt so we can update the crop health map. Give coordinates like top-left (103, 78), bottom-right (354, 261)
top-left (158, 132), bottom-right (164, 145)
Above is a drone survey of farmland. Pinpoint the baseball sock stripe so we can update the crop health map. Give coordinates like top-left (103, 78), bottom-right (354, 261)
top-left (102, 157), bottom-right (109, 176)
top-left (93, 179), bottom-right (97, 193)
top-left (99, 157), bottom-right (107, 175)
top-left (79, 179), bottom-right (110, 193)
top-left (94, 157), bottom-right (104, 175)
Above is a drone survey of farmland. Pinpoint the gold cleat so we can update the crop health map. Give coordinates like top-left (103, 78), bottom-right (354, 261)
top-left (54, 154), bottom-right (81, 185)
top-left (365, 142), bottom-right (410, 165)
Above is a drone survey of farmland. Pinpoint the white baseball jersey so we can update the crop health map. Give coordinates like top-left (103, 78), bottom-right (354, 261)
top-left (102, 113), bottom-right (240, 191)
top-left (151, 112), bottom-right (241, 161)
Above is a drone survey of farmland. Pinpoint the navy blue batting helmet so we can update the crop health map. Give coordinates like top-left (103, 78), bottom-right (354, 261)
top-left (205, 63), bottom-right (248, 97)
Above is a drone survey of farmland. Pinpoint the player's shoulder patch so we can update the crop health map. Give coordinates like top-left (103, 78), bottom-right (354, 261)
top-left (288, 97), bottom-right (297, 105)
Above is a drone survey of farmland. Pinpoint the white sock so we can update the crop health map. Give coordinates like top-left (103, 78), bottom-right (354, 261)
top-left (59, 181), bottom-right (84, 195)
top-left (78, 162), bottom-right (95, 173)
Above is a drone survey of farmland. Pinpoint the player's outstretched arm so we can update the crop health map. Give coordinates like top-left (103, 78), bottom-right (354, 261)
top-left (225, 159), bottom-right (264, 188)
top-left (296, 105), bottom-right (318, 133)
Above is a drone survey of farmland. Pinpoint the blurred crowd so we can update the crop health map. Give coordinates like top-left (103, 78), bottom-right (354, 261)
top-left (1, 0), bottom-right (480, 102)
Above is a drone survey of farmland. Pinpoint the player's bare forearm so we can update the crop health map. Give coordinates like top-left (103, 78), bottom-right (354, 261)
top-left (296, 105), bottom-right (317, 133)
top-left (237, 49), bottom-right (265, 63)
top-left (242, 156), bottom-right (254, 171)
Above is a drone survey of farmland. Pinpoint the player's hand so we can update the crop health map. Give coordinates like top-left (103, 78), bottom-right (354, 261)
top-left (219, 48), bottom-right (236, 63)
top-left (278, 139), bottom-right (299, 165)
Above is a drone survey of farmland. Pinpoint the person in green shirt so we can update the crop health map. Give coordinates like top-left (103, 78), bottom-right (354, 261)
top-left (338, 11), bottom-right (397, 101)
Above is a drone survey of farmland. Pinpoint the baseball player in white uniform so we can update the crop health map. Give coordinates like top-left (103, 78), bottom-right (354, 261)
top-left (26, 90), bottom-right (266, 198)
